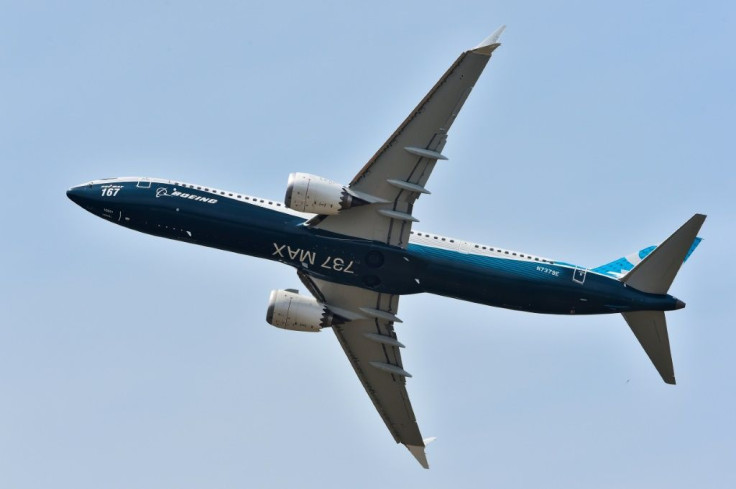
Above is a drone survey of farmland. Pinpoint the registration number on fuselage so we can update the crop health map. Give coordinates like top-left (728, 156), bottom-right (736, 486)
top-left (536, 265), bottom-right (560, 277)
top-left (272, 243), bottom-right (354, 274)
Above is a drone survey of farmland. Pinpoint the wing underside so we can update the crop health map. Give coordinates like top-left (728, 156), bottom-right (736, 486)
top-left (311, 27), bottom-right (505, 248)
top-left (291, 28), bottom-right (507, 468)
top-left (298, 271), bottom-right (429, 468)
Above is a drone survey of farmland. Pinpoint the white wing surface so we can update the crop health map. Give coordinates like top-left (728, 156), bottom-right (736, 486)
top-left (311, 26), bottom-right (505, 247)
top-left (297, 29), bottom-right (505, 468)
top-left (297, 271), bottom-right (431, 468)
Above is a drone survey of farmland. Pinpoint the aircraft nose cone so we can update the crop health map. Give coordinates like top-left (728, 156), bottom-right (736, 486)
top-left (66, 186), bottom-right (84, 205)
top-left (67, 184), bottom-right (97, 209)
top-left (675, 299), bottom-right (686, 310)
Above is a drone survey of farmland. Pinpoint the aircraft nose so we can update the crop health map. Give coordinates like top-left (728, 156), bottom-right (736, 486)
top-left (66, 183), bottom-right (98, 209)
top-left (66, 186), bottom-right (85, 205)
top-left (675, 299), bottom-right (686, 310)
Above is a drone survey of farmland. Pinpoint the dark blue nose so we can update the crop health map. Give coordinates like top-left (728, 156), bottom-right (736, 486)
top-left (66, 186), bottom-right (88, 206)
top-left (66, 184), bottom-right (101, 211)
top-left (66, 186), bottom-right (79, 202)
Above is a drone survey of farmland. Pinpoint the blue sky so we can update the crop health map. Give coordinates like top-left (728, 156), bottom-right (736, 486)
top-left (2, 1), bottom-right (734, 487)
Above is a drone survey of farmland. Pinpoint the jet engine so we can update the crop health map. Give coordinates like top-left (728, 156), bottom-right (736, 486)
top-left (284, 173), bottom-right (355, 215)
top-left (266, 289), bottom-right (334, 332)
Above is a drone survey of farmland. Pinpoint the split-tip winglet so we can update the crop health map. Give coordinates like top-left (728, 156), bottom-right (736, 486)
top-left (472, 25), bottom-right (506, 55)
top-left (406, 444), bottom-right (429, 469)
top-left (405, 437), bottom-right (437, 469)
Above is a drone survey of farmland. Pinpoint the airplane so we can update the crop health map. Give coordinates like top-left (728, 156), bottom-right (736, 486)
top-left (66, 27), bottom-right (705, 468)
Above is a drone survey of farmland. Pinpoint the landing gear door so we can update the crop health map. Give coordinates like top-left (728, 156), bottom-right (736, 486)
top-left (573, 267), bottom-right (587, 284)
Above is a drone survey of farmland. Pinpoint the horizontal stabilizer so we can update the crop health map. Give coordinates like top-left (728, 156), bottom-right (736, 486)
top-left (622, 311), bottom-right (675, 384)
top-left (622, 214), bottom-right (706, 294)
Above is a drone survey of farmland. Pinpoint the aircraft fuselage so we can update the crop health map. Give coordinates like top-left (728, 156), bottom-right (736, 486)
top-left (67, 177), bottom-right (683, 316)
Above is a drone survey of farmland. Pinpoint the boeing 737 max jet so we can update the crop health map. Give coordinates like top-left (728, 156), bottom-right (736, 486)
top-left (67, 27), bottom-right (705, 468)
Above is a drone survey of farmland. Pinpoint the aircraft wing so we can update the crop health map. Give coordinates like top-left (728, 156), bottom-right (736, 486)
top-left (297, 271), bottom-right (431, 468)
top-left (311, 26), bottom-right (505, 247)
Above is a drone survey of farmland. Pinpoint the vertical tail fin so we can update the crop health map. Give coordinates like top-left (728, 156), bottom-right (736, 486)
top-left (620, 214), bottom-right (706, 384)
top-left (592, 237), bottom-right (702, 279)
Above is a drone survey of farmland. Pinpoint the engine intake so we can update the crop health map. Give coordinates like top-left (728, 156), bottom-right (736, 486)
top-left (284, 173), bottom-right (354, 215)
top-left (266, 289), bottom-right (333, 332)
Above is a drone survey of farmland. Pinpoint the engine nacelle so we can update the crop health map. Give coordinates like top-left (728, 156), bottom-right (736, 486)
top-left (284, 173), bottom-right (353, 215)
top-left (265, 289), bottom-right (333, 332)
